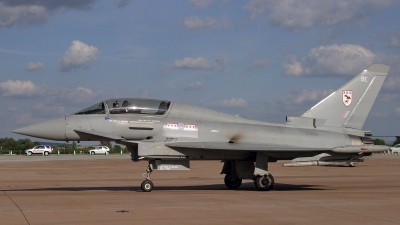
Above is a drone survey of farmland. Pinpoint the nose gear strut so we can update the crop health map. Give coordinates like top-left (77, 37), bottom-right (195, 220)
top-left (141, 162), bottom-right (154, 192)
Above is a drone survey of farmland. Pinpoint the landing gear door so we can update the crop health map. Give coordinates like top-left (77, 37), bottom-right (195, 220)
top-left (150, 160), bottom-right (190, 170)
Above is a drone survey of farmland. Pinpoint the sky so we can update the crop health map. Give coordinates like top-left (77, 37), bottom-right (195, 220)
top-left (1, 0), bottom-right (399, 144)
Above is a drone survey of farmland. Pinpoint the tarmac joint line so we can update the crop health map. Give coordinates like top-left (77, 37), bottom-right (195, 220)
top-left (301, 201), bottom-right (400, 224)
top-left (0, 187), bottom-right (31, 225)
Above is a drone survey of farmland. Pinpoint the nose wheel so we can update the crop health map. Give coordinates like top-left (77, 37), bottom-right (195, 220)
top-left (141, 163), bottom-right (154, 192)
top-left (141, 180), bottom-right (154, 192)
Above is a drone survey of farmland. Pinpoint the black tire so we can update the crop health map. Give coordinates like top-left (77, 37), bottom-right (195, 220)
top-left (44, 151), bottom-right (49, 156)
top-left (224, 174), bottom-right (242, 189)
top-left (254, 174), bottom-right (274, 191)
top-left (91, 151), bottom-right (95, 155)
top-left (141, 180), bottom-right (154, 192)
top-left (27, 151), bottom-right (32, 156)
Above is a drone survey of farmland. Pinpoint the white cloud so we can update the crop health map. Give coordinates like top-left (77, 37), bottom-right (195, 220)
top-left (0, 1), bottom-right (95, 28)
top-left (174, 57), bottom-right (209, 69)
top-left (242, 0), bottom-right (394, 30)
top-left (0, 3), bottom-right (49, 27)
top-left (373, 112), bottom-right (389, 118)
top-left (11, 102), bottom-right (66, 120)
top-left (172, 53), bottom-right (227, 70)
top-left (388, 37), bottom-right (400, 48)
top-left (0, 80), bottom-right (43, 97)
top-left (262, 89), bottom-right (334, 117)
top-left (123, 45), bottom-right (152, 58)
top-left (383, 76), bottom-right (400, 91)
top-left (59, 40), bottom-right (101, 72)
top-left (220, 98), bottom-right (248, 107)
top-left (249, 58), bottom-right (270, 69)
top-left (77, 87), bottom-right (93, 94)
top-left (375, 53), bottom-right (400, 74)
top-left (281, 90), bottom-right (332, 105)
top-left (15, 113), bottom-right (46, 125)
top-left (283, 44), bottom-right (376, 77)
top-left (188, 0), bottom-right (214, 8)
top-left (32, 103), bottom-right (65, 118)
top-left (6, 106), bottom-right (17, 111)
top-left (136, 90), bottom-right (149, 98)
top-left (282, 55), bottom-right (303, 76)
top-left (184, 81), bottom-right (204, 91)
top-left (114, 0), bottom-right (135, 8)
top-left (242, 0), bottom-right (269, 21)
top-left (378, 93), bottom-right (400, 102)
top-left (396, 107), bottom-right (400, 115)
top-left (53, 86), bottom-right (99, 104)
top-left (0, 80), bottom-right (101, 107)
top-left (183, 15), bottom-right (231, 29)
top-left (25, 62), bottom-right (44, 71)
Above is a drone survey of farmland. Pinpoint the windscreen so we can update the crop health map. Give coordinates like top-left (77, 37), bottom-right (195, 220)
top-left (105, 99), bottom-right (170, 115)
top-left (73, 102), bottom-right (105, 115)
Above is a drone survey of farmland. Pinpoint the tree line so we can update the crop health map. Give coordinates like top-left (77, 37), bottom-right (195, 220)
top-left (0, 138), bottom-right (40, 154)
top-left (373, 137), bottom-right (400, 146)
top-left (0, 137), bottom-right (127, 155)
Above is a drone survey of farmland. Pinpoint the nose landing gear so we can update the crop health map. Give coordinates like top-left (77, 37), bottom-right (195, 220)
top-left (141, 163), bottom-right (154, 192)
top-left (141, 180), bottom-right (153, 192)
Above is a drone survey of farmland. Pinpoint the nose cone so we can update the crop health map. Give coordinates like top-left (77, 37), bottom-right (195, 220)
top-left (12, 117), bottom-right (66, 141)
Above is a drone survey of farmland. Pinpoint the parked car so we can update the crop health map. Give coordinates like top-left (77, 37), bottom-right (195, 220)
top-left (88, 146), bottom-right (110, 155)
top-left (25, 145), bottom-right (53, 156)
top-left (391, 144), bottom-right (400, 154)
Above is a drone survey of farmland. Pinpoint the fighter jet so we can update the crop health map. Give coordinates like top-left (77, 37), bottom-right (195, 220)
top-left (12, 64), bottom-right (391, 192)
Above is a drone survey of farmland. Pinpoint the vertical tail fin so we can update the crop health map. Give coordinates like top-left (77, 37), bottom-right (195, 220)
top-left (301, 64), bottom-right (390, 129)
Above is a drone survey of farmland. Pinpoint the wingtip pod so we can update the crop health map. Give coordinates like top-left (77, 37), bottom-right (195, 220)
top-left (332, 145), bottom-right (390, 153)
top-left (366, 64), bottom-right (390, 74)
top-left (283, 161), bottom-right (354, 167)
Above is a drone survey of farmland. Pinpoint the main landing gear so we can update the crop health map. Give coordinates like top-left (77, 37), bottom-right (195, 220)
top-left (254, 173), bottom-right (274, 191)
top-left (223, 173), bottom-right (275, 191)
top-left (141, 163), bottom-right (154, 192)
top-left (222, 153), bottom-right (275, 191)
top-left (224, 174), bottom-right (242, 189)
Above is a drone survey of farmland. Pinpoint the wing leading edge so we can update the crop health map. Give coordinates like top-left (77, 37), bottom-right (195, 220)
top-left (165, 142), bottom-right (330, 152)
top-left (165, 142), bottom-right (389, 153)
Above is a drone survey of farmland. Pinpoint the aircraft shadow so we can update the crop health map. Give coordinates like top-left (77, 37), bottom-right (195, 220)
top-left (3, 182), bottom-right (326, 192)
top-left (151, 183), bottom-right (326, 191)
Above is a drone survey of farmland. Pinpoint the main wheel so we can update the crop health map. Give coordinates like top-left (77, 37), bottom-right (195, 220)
top-left (224, 174), bottom-right (242, 189)
top-left (254, 174), bottom-right (274, 191)
top-left (91, 151), bottom-right (95, 155)
top-left (44, 151), bottom-right (49, 156)
top-left (141, 180), bottom-right (154, 192)
top-left (27, 151), bottom-right (32, 156)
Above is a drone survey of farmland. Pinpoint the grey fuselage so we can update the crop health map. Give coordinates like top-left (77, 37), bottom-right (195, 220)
top-left (40, 101), bottom-right (365, 161)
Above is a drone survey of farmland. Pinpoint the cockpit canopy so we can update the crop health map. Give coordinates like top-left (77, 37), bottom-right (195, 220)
top-left (73, 98), bottom-right (171, 116)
